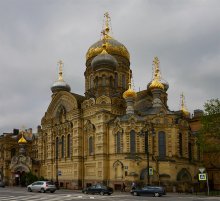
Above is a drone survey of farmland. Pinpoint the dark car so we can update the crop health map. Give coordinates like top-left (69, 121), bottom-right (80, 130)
top-left (0, 181), bottom-right (5, 188)
top-left (82, 184), bottom-right (113, 195)
top-left (130, 186), bottom-right (166, 197)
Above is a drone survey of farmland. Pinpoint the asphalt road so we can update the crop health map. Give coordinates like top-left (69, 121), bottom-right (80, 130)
top-left (0, 187), bottom-right (220, 201)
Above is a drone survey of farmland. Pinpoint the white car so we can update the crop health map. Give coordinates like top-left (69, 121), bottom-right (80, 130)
top-left (27, 181), bottom-right (56, 193)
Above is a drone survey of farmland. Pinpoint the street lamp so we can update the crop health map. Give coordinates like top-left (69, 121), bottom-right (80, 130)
top-left (140, 123), bottom-right (155, 186)
top-left (55, 137), bottom-right (62, 189)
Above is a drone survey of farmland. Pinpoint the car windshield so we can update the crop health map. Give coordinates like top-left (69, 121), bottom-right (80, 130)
top-left (46, 181), bottom-right (53, 185)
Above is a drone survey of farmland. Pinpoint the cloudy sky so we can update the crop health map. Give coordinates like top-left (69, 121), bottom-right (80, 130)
top-left (0, 0), bottom-right (220, 134)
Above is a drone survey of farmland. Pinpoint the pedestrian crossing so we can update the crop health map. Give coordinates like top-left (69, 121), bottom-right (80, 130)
top-left (0, 194), bottom-right (132, 201)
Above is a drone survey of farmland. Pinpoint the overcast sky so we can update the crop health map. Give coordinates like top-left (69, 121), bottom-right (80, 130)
top-left (0, 0), bottom-right (220, 134)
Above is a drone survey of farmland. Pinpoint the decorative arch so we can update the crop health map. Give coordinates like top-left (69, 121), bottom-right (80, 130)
top-left (113, 160), bottom-right (124, 179)
top-left (113, 160), bottom-right (124, 168)
top-left (96, 95), bottom-right (111, 105)
top-left (46, 91), bottom-right (78, 118)
top-left (12, 164), bottom-right (30, 173)
top-left (177, 168), bottom-right (192, 182)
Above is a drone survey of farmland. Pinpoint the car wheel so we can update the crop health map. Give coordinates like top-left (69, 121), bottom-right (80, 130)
top-left (28, 187), bottom-right (32, 192)
top-left (154, 192), bottom-right (160, 197)
top-left (50, 190), bottom-right (55, 193)
top-left (108, 193), bottom-right (111, 195)
top-left (100, 191), bottom-right (105, 196)
top-left (133, 192), bottom-right (138, 196)
top-left (85, 191), bottom-right (88, 194)
top-left (40, 188), bottom-right (45, 193)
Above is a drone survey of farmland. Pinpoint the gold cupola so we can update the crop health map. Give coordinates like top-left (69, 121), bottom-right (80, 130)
top-left (149, 57), bottom-right (164, 90)
top-left (18, 132), bottom-right (27, 144)
top-left (180, 93), bottom-right (190, 116)
top-left (86, 12), bottom-right (130, 62)
top-left (123, 70), bottom-right (136, 99)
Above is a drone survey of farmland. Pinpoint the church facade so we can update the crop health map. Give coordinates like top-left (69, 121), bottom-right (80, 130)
top-left (0, 13), bottom-right (202, 192)
top-left (37, 13), bottom-right (201, 191)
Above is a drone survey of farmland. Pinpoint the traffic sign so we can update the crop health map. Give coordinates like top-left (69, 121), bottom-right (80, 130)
top-left (58, 170), bottom-right (62, 176)
top-left (149, 168), bottom-right (153, 176)
top-left (199, 167), bottom-right (205, 173)
top-left (199, 173), bottom-right (206, 181)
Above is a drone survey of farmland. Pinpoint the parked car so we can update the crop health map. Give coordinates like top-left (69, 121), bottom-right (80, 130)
top-left (27, 181), bottom-right (56, 193)
top-left (0, 181), bottom-right (5, 188)
top-left (130, 186), bottom-right (166, 197)
top-left (82, 184), bottom-right (113, 195)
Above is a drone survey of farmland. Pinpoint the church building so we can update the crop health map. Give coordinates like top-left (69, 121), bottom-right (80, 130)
top-left (0, 13), bottom-right (202, 192)
top-left (37, 13), bottom-right (201, 191)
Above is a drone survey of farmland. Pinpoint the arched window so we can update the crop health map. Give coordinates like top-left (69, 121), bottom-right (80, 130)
top-left (90, 75), bottom-right (94, 88)
top-left (158, 131), bottom-right (166, 159)
top-left (114, 73), bottom-right (118, 88)
top-left (11, 148), bottom-right (16, 158)
top-left (179, 133), bottom-right (182, 156)
top-left (56, 137), bottom-right (59, 159)
top-left (61, 135), bottom-right (64, 158)
top-left (89, 136), bottom-right (93, 155)
top-left (116, 132), bottom-right (121, 153)
top-left (188, 142), bottom-right (192, 161)
top-left (44, 137), bottom-right (47, 160)
top-left (67, 134), bottom-right (71, 158)
top-left (102, 75), bottom-right (106, 86)
top-left (110, 76), bottom-right (113, 87)
top-left (130, 130), bottom-right (136, 154)
top-left (122, 74), bottom-right (126, 88)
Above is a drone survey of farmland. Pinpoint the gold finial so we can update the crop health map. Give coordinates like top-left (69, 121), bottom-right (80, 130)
top-left (153, 56), bottom-right (161, 80)
top-left (104, 12), bottom-right (110, 35)
top-left (18, 128), bottom-right (27, 144)
top-left (58, 59), bottom-right (64, 81)
top-left (149, 57), bottom-right (164, 90)
top-left (123, 69), bottom-right (136, 99)
top-left (180, 93), bottom-right (189, 115)
top-left (128, 69), bottom-right (131, 89)
top-left (101, 12), bottom-right (112, 40)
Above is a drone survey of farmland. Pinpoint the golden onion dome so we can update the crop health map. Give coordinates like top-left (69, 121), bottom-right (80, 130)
top-left (149, 79), bottom-right (164, 90)
top-left (182, 108), bottom-right (190, 116)
top-left (86, 38), bottom-right (130, 62)
top-left (123, 87), bottom-right (137, 99)
top-left (18, 135), bottom-right (27, 144)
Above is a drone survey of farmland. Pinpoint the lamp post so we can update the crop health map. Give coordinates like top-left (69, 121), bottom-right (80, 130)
top-left (55, 137), bottom-right (61, 190)
top-left (140, 124), bottom-right (155, 186)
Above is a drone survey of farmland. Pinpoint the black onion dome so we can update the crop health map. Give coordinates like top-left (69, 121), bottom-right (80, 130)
top-left (51, 80), bottom-right (71, 93)
top-left (91, 50), bottom-right (118, 71)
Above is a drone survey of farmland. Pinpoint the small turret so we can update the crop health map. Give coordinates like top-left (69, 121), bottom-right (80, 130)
top-left (149, 57), bottom-right (164, 90)
top-left (180, 93), bottom-right (190, 117)
top-left (51, 60), bottom-right (71, 94)
top-left (123, 70), bottom-right (136, 114)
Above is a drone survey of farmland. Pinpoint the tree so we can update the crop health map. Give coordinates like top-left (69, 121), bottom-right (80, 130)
top-left (199, 98), bottom-right (220, 152)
